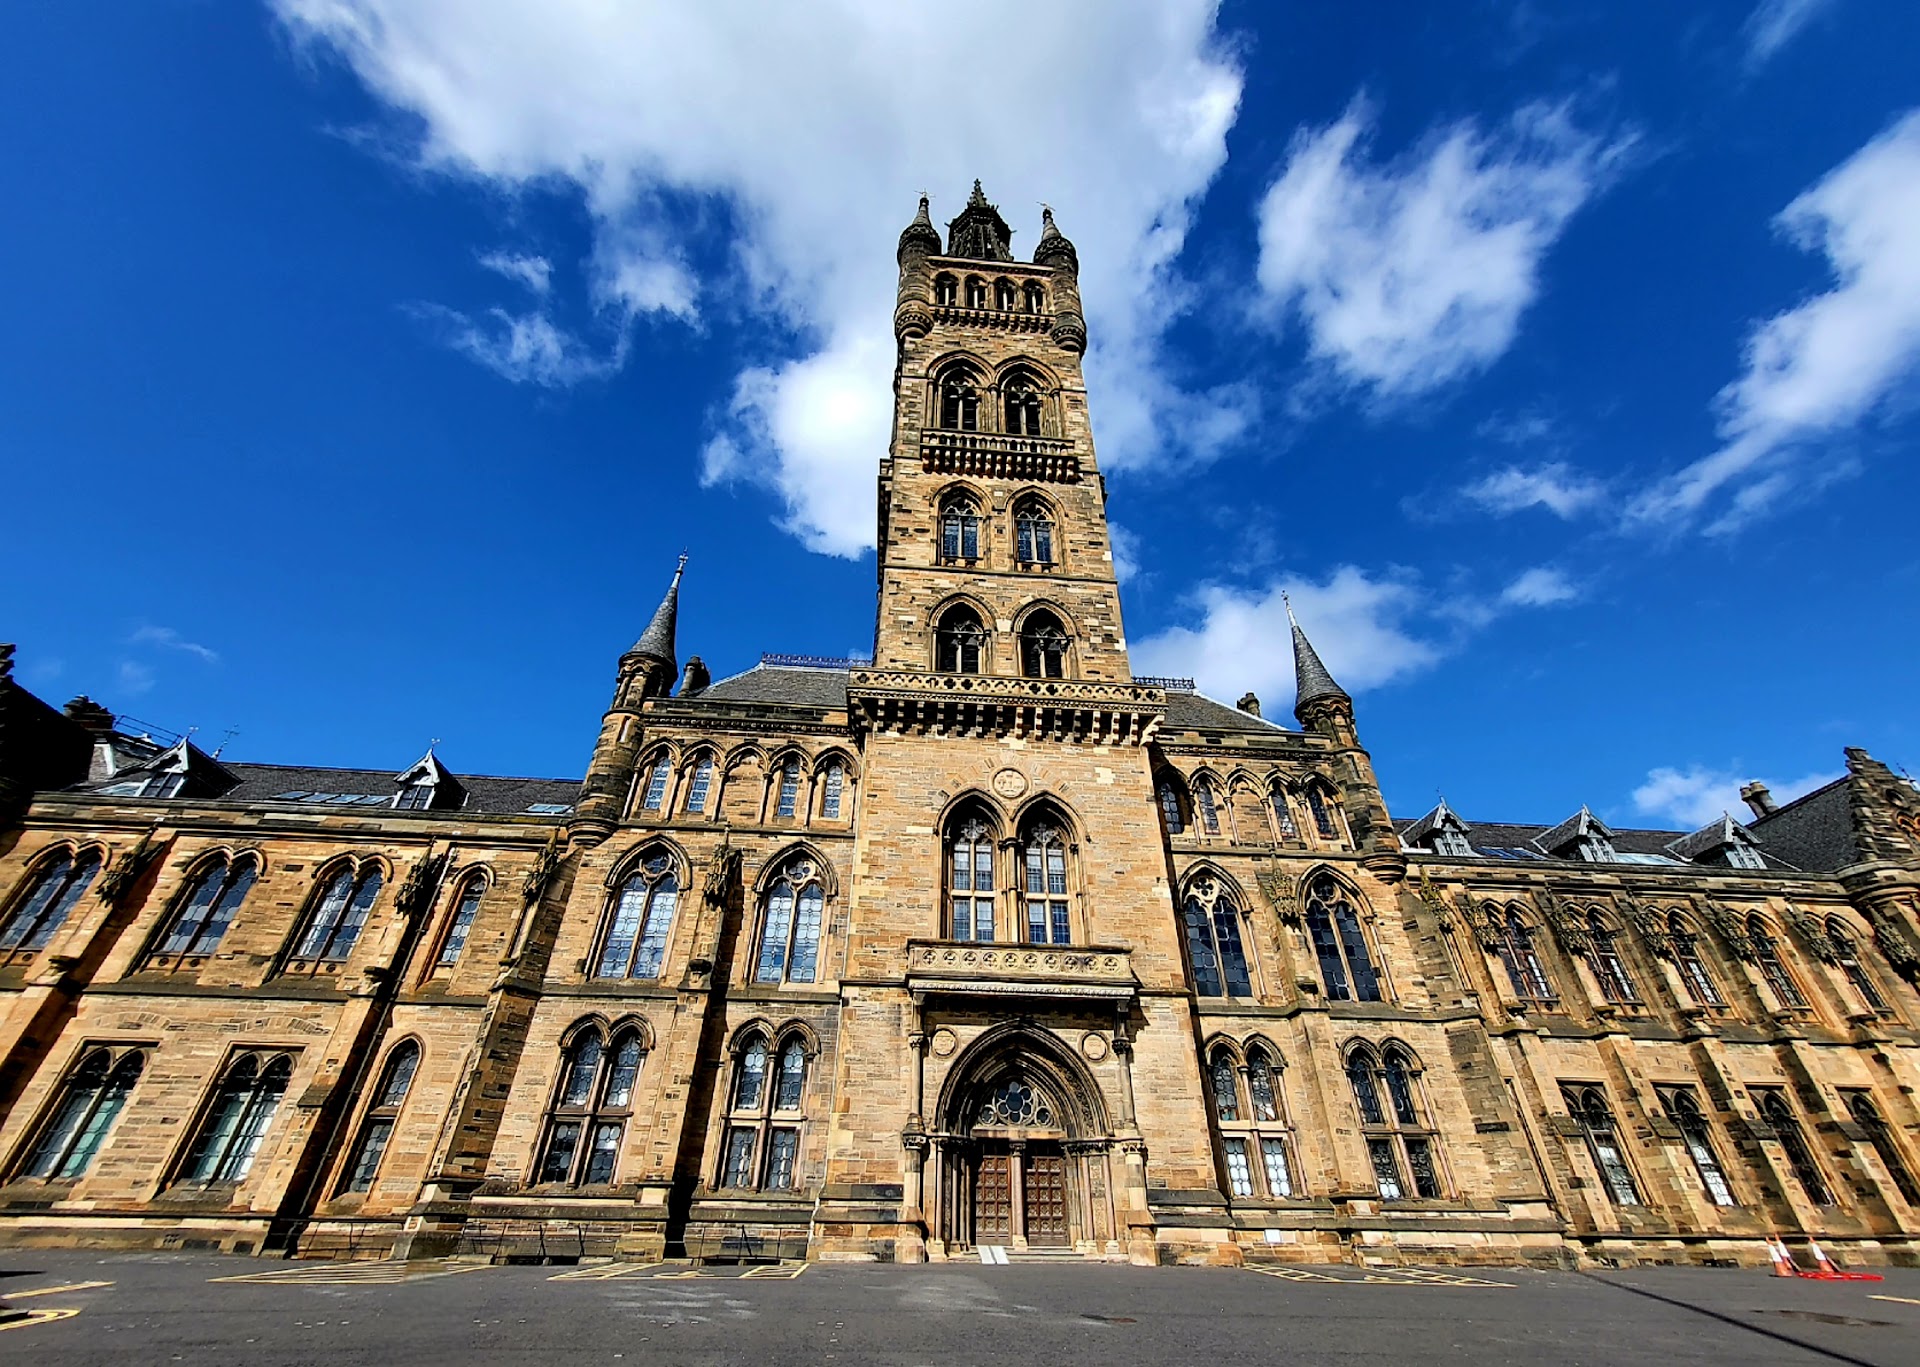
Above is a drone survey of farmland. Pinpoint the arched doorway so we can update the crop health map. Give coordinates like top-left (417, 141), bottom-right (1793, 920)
top-left (931, 1026), bottom-right (1117, 1254)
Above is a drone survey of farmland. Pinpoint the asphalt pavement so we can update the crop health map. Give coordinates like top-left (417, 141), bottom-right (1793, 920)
top-left (2, 1250), bottom-right (1916, 1365)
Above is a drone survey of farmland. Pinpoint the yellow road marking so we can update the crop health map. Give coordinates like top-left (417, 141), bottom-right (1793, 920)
top-left (212, 1261), bottom-right (490, 1285)
top-left (739, 1263), bottom-right (808, 1279)
top-left (1868, 1294), bottom-right (1920, 1306)
top-left (7, 1281), bottom-right (112, 1299)
top-left (1249, 1265), bottom-right (1510, 1288)
top-left (549, 1262), bottom-right (664, 1281)
top-left (0, 1308), bottom-right (82, 1332)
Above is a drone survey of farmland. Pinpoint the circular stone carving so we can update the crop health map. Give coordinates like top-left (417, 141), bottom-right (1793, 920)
top-left (992, 767), bottom-right (1029, 799)
top-left (1080, 1032), bottom-right (1109, 1062)
top-left (930, 1028), bottom-right (959, 1058)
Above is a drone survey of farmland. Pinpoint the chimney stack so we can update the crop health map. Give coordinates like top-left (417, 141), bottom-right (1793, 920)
top-left (63, 696), bottom-right (116, 733)
top-left (1739, 781), bottom-right (1776, 819)
top-left (1236, 692), bottom-right (1261, 718)
top-left (679, 656), bottom-right (710, 698)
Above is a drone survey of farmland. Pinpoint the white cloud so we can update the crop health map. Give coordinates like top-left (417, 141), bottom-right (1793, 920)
top-left (477, 250), bottom-right (553, 295)
top-left (116, 661), bottom-right (156, 697)
top-left (1108, 524), bottom-right (1143, 584)
top-left (1254, 99), bottom-right (1631, 398)
top-left (1461, 462), bottom-right (1607, 518)
top-left (129, 625), bottom-right (219, 664)
top-left (413, 302), bottom-right (629, 388)
top-left (1632, 110), bottom-right (1920, 532)
top-left (1500, 565), bottom-right (1578, 606)
top-left (1632, 764), bottom-right (1841, 830)
top-left (270, 0), bottom-right (1245, 558)
top-left (1744, 0), bottom-right (1838, 67)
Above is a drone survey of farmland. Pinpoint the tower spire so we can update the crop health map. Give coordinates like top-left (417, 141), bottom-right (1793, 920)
top-left (630, 555), bottom-right (686, 673)
top-left (1285, 593), bottom-right (1349, 720)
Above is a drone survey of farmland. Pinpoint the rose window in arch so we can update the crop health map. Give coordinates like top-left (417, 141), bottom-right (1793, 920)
top-left (981, 1077), bottom-right (1054, 1128)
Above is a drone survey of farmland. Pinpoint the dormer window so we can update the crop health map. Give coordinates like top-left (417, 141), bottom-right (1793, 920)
top-left (1574, 833), bottom-right (1614, 862)
top-left (395, 782), bottom-right (434, 811)
top-left (1722, 841), bottom-right (1764, 870)
top-left (1431, 827), bottom-right (1473, 858)
top-left (392, 750), bottom-right (461, 813)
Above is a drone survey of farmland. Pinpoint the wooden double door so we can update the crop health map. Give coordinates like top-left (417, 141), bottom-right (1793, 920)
top-left (973, 1142), bottom-right (1069, 1247)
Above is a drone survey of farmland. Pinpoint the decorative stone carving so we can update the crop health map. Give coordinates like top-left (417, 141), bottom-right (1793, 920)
top-left (1414, 869), bottom-right (1452, 932)
top-left (1621, 896), bottom-right (1673, 960)
top-left (1080, 1032), bottom-right (1109, 1061)
top-left (96, 830), bottom-right (166, 906)
top-left (1537, 889), bottom-right (1591, 956)
top-left (396, 853), bottom-right (447, 920)
top-left (1256, 865), bottom-right (1300, 926)
top-left (521, 829), bottom-right (564, 904)
top-left (1860, 900), bottom-right (1920, 978)
top-left (991, 767), bottom-right (1028, 799)
top-left (1781, 902), bottom-right (1839, 963)
top-left (703, 838), bottom-right (742, 911)
top-left (930, 1028), bottom-right (959, 1058)
top-left (1701, 899), bottom-right (1757, 962)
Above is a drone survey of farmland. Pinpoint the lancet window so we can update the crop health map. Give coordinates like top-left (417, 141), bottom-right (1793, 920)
top-left (946, 812), bottom-right (997, 942)
top-left (1020, 821), bottom-right (1071, 945)
top-left (1209, 1043), bottom-right (1297, 1200)
top-left (1757, 1088), bottom-right (1832, 1206)
top-left (1182, 876), bottom-right (1252, 998)
top-left (1304, 874), bottom-right (1381, 1002)
top-left (1658, 1086), bottom-right (1736, 1206)
top-left (1585, 912), bottom-right (1640, 1005)
top-left (754, 856), bottom-right (825, 985)
top-left (1347, 1045), bottom-right (1442, 1200)
top-left (1845, 1091), bottom-right (1920, 1206)
top-left (341, 1040), bottom-right (420, 1193)
top-left (938, 369), bottom-right (981, 431)
top-left (17, 1046), bottom-right (145, 1181)
top-left (290, 861), bottom-right (383, 964)
top-left (819, 762), bottom-right (846, 820)
top-left (640, 754), bottom-right (672, 812)
top-left (774, 759), bottom-right (802, 819)
top-left (1157, 779), bottom-right (1187, 835)
top-left (935, 605), bottom-right (987, 673)
top-left (433, 872), bottom-right (487, 969)
top-left (536, 1025), bottom-right (645, 1186)
top-left (151, 853), bottom-right (258, 963)
top-left (1827, 919), bottom-right (1890, 1014)
top-left (939, 495), bottom-right (982, 561)
top-left (1748, 916), bottom-right (1808, 1009)
top-left (1488, 907), bottom-right (1555, 1003)
top-left (683, 754), bottom-right (715, 814)
top-left (177, 1052), bottom-right (294, 1184)
top-left (1562, 1084), bottom-right (1641, 1205)
top-left (0, 846), bottom-right (103, 959)
top-left (594, 853), bottom-right (680, 979)
top-left (1004, 378), bottom-right (1044, 436)
top-left (1013, 496), bottom-right (1055, 565)
top-left (1669, 913), bottom-right (1723, 1007)
top-left (719, 1032), bottom-right (808, 1191)
top-left (1019, 610), bottom-right (1069, 679)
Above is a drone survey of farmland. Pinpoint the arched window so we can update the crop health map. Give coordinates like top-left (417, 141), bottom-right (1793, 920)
top-left (1845, 1092), bottom-right (1920, 1206)
top-left (683, 754), bottom-right (715, 814)
top-left (536, 1027), bottom-right (645, 1186)
top-left (946, 812), bottom-right (996, 942)
top-left (819, 762), bottom-right (846, 820)
top-left (151, 854), bottom-right (258, 963)
top-left (1182, 877), bottom-right (1251, 997)
top-left (938, 367), bottom-right (982, 431)
top-left (594, 852), bottom-right (680, 979)
top-left (1562, 1084), bottom-right (1640, 1205)
top-left (1306, 785), bottom-right (1342, 842)
top-left (1826, 919), bottom-right (1890, 1014)
top-left (1657, 1086), bottom-right (1735, 1206)
top-left (1346, 1046), bottom-right (1442, 1200)
top-left (935, 605), bottom-right (987, 673)
top-left (1748, 915), bottom-right (1808, 1009)
top-left (755, 856), bottom-right (826, 985)
top-left (719, 1033), bottom-right (808, 1190)
top-left (994, 279), bottom-right (1017, 310)
top-left (178, 1052), bottom-right (293, 1184)
top-left (1757, 1089), bottom-right (1832, 1206)
top-left (1157, 778), bottom-right (1187, 835)
top-left (1013, 496), bottom-right (1055, 565)
top-left (1304, 874), bottom-right (1381, 1002)
top-left (1004, 378), bottom-right (1044, 436)
top-left (0, 846), bottom-right (103, 958)
top-left (1669, 913), bottom-right (1724, 1008)
top-left (639, 754), bottom-right (672, 812)
top-left (1585, 913), bottom-right (1639, 1005)
top-left (1270, 786), bottom-right (1298, 839)
top-left (938, 495), bottom-right (981, 561)
top-left (774, 759), bottom-right (802, 819)
top-left (291, 862), bottom-right (383, 964)
top-left (1194, 780), bottom-right (1221, 835)
top-left (19, 1047), bottom-right (144, 1180)
top-left (341, 1040), bottom-right (420, 1193)
top-left (1246, 1046), bottom-right (1296, 1197)
top-left (1019, 610), bottom-right (1069, 679)
top-left (964, 276), bottom-right (987, 309)
top-left (934, 274), bottom-right (958, 307)
top-left (1489, 908), bottom-right (1554, 1003)
top-left (1023, 282), bottom-right (1045, 314)
top-left (434, 874), bottom-right (487, 969)
top-left (1020, 821), bottom-right (1071, 945)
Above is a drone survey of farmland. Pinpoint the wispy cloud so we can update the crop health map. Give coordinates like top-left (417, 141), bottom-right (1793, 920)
top-left (412, 303), bottom-right (631, 389)
top-left (1254, 98), bottom-right (1634, 399)
top-left (1744, 0), bottom-right (1839, 68)
top-left (477, 250), bottom-right (554, 295)
top-left (1500, 565), bottom-right (1578, 606)
top-left (1462, 462), bottom-right (1608, 518)
top-left (1108, 524), bottom-right (1144, 585)
top-left (1631, 110), bottom-right (1920, 533)
top-left (116, 661), bottom-right (156, 697)
top-left (130, 625), bottom-right (220, 664)
top-left (1632, 763), bottom-right (1841, 829)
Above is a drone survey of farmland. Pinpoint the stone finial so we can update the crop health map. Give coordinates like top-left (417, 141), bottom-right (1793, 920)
top-left (1236, 692), bottom-right (1261, 718)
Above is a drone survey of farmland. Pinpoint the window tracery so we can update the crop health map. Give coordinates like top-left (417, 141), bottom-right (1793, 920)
top-left (1019, 610), bottom-right (1069, 679)
top-left (938, 495), bottom-right (982, 561)
top-left (177, 1052), bottom-right (293, 1184)
top-left (1488, 907), bottom-right (1554, 1003)
top-left (290, 862), bottom-right (383, 965)
top-left (1826, 919), bottom-right (1890, 1014)
top-left (1013, 496), bottom-right (1055, 565)
top-left (1304, 874), bottom-right (1382, 1002)
top-left (1306, 784), bottom-right (1342, 842)
top-left (981, 1076), bottom-right (1053, 1128)
top-left (1748, 915), bottom-right (1808, 1009)
top-left (1668, 913), bottom-right (1724, 1007)
top-left (17, 1046), bottom-right (145, 1180)
top-left (755, 856), bottom-right (825, 985)
top-left (151, 853), bottom-right (258, 964)
top-left (1004, 378), bottom-right (1044, 436)
top-left (1346, 1045), bottom-right (1441, 1200)
top-left (935, 604), bottom-right (987, 673)
top-left (719, 1032), bottom-right (807, 1190)
top-left (536, 1026), bottom-right (645, 1186)
top-left (1020, 821), bottom-right (1071, 945)
top-left (1183, 876), bottom-right (1252, 997)
top-left (1584, 913), bottom-right (1640, 1005)
top-left (938, 368), bottom-right (981, 431)
top-left (594, 853), bottom-right (680, 979)
top-left (1845, 1091), bottom-right (1920, 1206)
top-left (946, 812), bottom-right (996, 942)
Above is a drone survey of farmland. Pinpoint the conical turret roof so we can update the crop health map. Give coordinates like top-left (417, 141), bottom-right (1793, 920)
top-left (1034, 204), bottom-right (1078, 271)
top-left (630, 557), bottom-right (685, 672)
top-left (898, 194), bottom-right (941, 257)
top-left (1286, 596), bottom-right (1349, 717)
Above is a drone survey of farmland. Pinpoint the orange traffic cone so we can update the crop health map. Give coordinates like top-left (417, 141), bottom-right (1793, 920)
top-left (1808, 1239), bottom-right (1884, 1282)
top-left (1764, 1237), bottom-right (1799, 1277)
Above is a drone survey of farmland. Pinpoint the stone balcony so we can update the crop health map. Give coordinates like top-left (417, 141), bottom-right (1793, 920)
top-left (846, 669), bottom-right (1164, 743)
top-left (904, 939), bottom-right (1138, 1002)
top-left (918, 429), bottom-right (1081, 483)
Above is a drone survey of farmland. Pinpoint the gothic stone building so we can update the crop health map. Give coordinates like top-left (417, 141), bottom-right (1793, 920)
top-left (3, 185), bottom-right (1919, 1269)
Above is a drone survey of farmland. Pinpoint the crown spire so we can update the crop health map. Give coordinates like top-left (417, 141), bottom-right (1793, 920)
top-left (630, 555), bottom-right (686, 672)
top-left (1286, 594), bottom-right (1349, 720)
top-left (945, 179), bottom-right (1014, 262)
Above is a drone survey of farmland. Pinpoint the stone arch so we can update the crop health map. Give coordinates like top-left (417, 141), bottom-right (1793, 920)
top-left (934, 1021), bottom-right (1110, 1142)
top-left (602, 837), bottom-right (690, 890)
top-left (751, 840), bottom-right (840, 898)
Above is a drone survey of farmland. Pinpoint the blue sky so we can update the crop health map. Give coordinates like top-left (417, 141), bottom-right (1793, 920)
top-left (4, 1), bottom-right (1917, 832)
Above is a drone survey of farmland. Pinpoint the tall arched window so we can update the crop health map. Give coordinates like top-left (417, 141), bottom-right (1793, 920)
top-left (1346, 1045), bottom-right (1442, 1200)
top-left (774, 759), bottom-right (802, 819)
top-left (964, 276), bottom-right (987, 309)
top-left (19, 1047), bottom-right (145, 1180)
top-left (151, 854), bottom-right (258, 963)
top-left (639, 754), bottom-right (672, 812)
top-left (1562, 1084), bottom-right (1641, 1205)
top-left (1585, 913), bottom-right (1640, 1005)
top-left (1207, 1043), bottom-right (1295, 1201)
top-left (1826, 919), bottom-right (1890, 1014)
top-left (594, 853), bottom-right (680, 979)
top-left (1846, 1092), bottom-right (1920, 1206)
top-left (1013, 496), bottom-right (1055, 565)
top-left (719, 1032), bottom-right (808, 1190)
top-left (291, 862), bottom-right (383, 964)
top-left (1757, 1089), bottom-right (1832, 1206)
top-left (1305, 874), bottom-right (1381, 1002)
top-left (819, 762), bottom-right (846, 820)
top-left (933, 273), bottom-right (958, 306)
top-left (1020, 821), bottom-right (1071, 945)
top-left (938, 368), bottom-right (981, 430)
top-left (1245, 1045), bottom-right (1296, 1197)
top-left (1157, 778), bottom-right (1187, 835)
top-left (434, 873), bottom-right (487, 969)
top-left (0, 846), bottom-right (103, 958)
top-left (938, 495), bottom-right (982, 561)
top-left (1669, 913), bottom-right (1724, 1007)
top-left (1019, 610), bottom-right (1069, 679)
top-left (683, 754), bottom-right (715, 814)
top-left (935, 605), bottom-right (987, 673)
top-left (1489, 907), bottom-right (1554, 1002)
top-left (1658, 1086), bottom-right (1735, 1206)
top-left (994, 279), bottom-right (1017, 310)
top-left (1269, 786), bottom-right (1298, 839)
top-left (1194, 780), bottom-right (1222, 835)
top-left (536, 1026), bottom-right (645, 1186)
top-left (946, 812), bottom-right (996, 942)
top-left (1004, 378), bottom-right (1044, 436)
top-left (178, 1052), bottom-right (293, 1184)
top-left (755, 856), bottom-right (825, 985)
top-left (1748, 916), bottom-right (1808, 1009)
top-left (341, 1040), bottom-right (420, 1193)
top-left (1182, 877), bottom-right (1252, 997)
top-left (1306, 785), bottom-right (1342, 842)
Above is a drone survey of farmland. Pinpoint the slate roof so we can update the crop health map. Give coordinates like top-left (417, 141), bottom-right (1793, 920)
top-left (1160, 689), bottom-right (1292, 735)
top-left (695, 665), bottom-right (850, 710)
top-left (1402, 799), bottom-right (1469, 845)
top-left (1666, 812), bottom-right (1761, 862)
top-left (212, 763), bottom-right (579, 816)
top-left (1749, 777), bottom-right (1857, 872)
top-left (1390, 813), bottom-right (1800, 868)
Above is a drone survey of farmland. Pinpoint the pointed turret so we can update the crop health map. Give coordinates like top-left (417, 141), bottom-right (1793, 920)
top-left (894, 194), bottom-right (941, 343)
top-left (898, 194), bottom-right (941, 260)
top-left (944, 180), bottom-right (1014, 262)
top-left (629, 556), bottom-right (685, 675)
top-left (1033, 203), bottom-right (1086, 353)
top-left (1286, 595), bottom-right (1349, 721)
top-left (1033, 205), bottom-right (1078, 273)
top-left (574, 557), bottom-right (688, 844)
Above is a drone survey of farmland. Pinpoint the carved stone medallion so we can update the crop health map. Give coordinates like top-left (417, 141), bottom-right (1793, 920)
top-left (930, 1028), bottom-right (959, 1058)
top-left (1080, 1032), bottom-right (1109, 1062)
top-left (992, 767), bottom-right (1029, 799)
